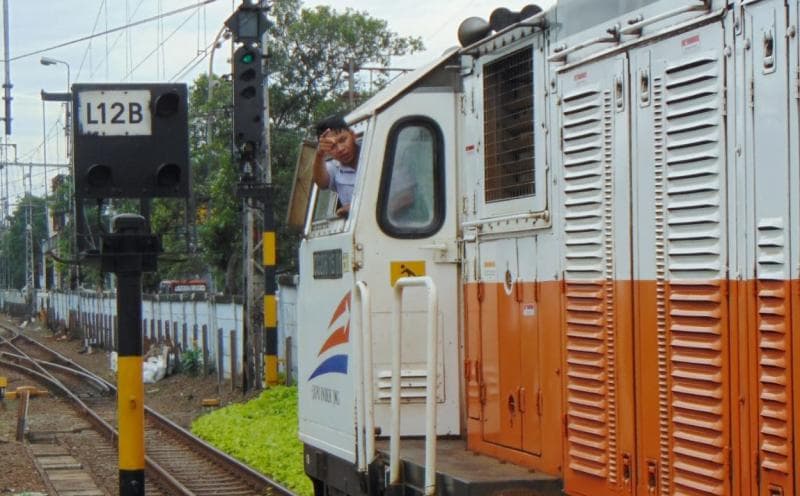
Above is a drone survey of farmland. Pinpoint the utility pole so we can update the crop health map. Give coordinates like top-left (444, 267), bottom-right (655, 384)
top-left (1, 0), bottom-right (11, 293)
top-left (25, 163), bottom-right (34, 311)
top-left (2, 0), bottom-right (12, 135)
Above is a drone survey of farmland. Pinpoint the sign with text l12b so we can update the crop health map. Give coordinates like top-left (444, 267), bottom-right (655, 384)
top-left (72, 83), bottom-right (190, 199)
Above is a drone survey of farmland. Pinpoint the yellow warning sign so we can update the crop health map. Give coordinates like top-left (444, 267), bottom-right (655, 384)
top-left (390, 261), bottom-right (426, 286)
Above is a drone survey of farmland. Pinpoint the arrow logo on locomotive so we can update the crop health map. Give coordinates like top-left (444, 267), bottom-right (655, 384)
top-left (308, 292), bottom-right (351, 380)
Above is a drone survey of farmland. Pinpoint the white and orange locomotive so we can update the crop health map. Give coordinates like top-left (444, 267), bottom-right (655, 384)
top-left (293, 1), bottom-right (800, 495)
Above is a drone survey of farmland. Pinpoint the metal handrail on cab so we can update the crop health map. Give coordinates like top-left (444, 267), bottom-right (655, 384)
top-left (389, 276), bottom-right (439, 496)
top-left (352, 281), bottom-right (376, 473)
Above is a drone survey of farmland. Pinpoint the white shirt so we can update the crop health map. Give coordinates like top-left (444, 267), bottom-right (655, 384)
top-left (325, 159), bottom-right (357, 206)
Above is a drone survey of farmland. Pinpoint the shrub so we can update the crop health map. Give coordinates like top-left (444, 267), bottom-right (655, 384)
top-left (191, 386), bottom-right (312, 495)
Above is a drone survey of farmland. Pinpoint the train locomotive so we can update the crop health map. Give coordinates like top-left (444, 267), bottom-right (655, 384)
top-left (292, 0), bottom-right (800, 494)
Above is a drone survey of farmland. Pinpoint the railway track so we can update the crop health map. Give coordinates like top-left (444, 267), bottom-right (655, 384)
top-left (0, 321), bottom-right (295, 496)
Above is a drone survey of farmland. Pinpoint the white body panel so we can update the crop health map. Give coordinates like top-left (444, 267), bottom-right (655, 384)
top-left (352, 89), bottom-right (461, 437)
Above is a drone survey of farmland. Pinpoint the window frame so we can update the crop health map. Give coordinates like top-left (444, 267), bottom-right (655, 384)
top-left (475, 40), bottom-right (549, 221)
top-left (376, 116), bottom-right (446, 239)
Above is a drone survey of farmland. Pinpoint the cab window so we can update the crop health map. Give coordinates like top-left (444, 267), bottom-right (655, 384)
top-left (377, 117), bottom-right (445, 239)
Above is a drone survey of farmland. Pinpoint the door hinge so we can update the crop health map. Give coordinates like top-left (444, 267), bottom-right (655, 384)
top-left (353, 241), bottom-right (364, 271)
top-left (536, 388), bottom-right (543, 416)
top-left (479, 383), bottom-right (487, 405)
top-left (722, 86), bottom-right (728, 116)
top-left (749, 78), bottom-right (755, 109)
top-left (477, 280), bottom-right (485, 302)
top-left (795, 68), bottom-right (800, 100)
top-left (755, 452), bottom-right (760, 486)
top-left (726, 445), bottom-right (733, 484)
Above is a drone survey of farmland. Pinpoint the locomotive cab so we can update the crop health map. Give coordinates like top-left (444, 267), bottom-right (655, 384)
top-left (296, 48), bottom-right (466, 494)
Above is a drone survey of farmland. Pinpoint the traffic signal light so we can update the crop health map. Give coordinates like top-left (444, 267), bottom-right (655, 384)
top-left (233, 45), bottom-right (264, 158)
top-left (72, 83), bottom-right (190, 199)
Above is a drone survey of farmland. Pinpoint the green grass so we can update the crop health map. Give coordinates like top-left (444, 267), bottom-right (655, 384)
top-left (191, 386), bottom-right (313, 496)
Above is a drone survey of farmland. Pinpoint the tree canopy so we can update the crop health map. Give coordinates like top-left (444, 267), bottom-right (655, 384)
top-left (176, 0), bottom-right (423, 292)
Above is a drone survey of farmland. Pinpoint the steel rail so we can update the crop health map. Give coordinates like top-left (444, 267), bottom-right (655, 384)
top-left (0, 346), bottom-right (193, 494)
top-left (0, 319), bottom-right (295, 495)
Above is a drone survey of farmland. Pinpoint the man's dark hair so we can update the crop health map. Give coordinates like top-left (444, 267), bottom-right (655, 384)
top-left (315, 114), bottom-right (349, 138)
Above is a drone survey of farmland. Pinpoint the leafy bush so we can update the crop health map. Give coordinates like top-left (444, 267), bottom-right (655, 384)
top-left (191, 386), bottom-right (312, 495)
top-left (180, 347), bottom-right (202, 376)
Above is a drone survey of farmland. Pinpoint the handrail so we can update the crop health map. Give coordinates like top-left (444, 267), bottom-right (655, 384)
top-left (389, 276), bottom-right (438, 496)
top-left (620, 0), bottom-right (710, 36)
top-left (549, 0), bottom-right (711, 64)
top-left (548, 27), bottom-right (621, 63)
top-left (352, 281), bottom-right (375, 473)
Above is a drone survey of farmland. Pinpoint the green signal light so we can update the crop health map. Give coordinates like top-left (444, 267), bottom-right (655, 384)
top-left (241, 52), bottom-right (255, 64)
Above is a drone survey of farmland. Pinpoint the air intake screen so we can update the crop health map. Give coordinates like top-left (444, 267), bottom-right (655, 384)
top-left (483, 47), bottom-right (534, 202)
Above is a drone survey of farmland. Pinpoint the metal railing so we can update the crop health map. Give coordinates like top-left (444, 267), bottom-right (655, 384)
top-left (389, 276), bottom-right (438, 496)
top-left (352, 281), bottom-right (376, 473)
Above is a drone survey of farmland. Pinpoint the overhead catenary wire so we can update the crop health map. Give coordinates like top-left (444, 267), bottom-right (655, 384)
top-left (73, 0), bottom-right (107, 83)
top-left (89, 0), bottom-right (147, 78)
top-left (17, 119), bottom-right (64, 163)
top-left (169, 36), bottom-right (218, 82)
top-left (123, 8), bottom-right (200, 81)
top-left (6, 0), bottom-right (218, 62)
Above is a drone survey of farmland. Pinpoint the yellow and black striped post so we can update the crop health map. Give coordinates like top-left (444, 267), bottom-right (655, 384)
top-left (117, 268), bottom-right (145, 495)
top-left (103, 214), bottom-right (158, 496)
top-left (263, 192), bottom-right (278, 385)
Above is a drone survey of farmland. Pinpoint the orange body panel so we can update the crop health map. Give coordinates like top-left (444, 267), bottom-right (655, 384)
top-left (633, 280), bottom-right (732, 496)
top-left (750, 279), bottom-right (795, 496)
top-left (464, 278), bottom-right (798, 496)
top-left (562, 280), bottom-right (635, 496)
top-left (464, 280), bottom-right (563, 476)
top-left (794, 280), bottom-right (800, 496)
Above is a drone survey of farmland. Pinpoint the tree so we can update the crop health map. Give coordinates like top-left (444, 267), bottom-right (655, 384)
top-left (1, 195), bottom-right (48, 289)
top-left (265, 0), bottom-right (424, 268)
top-left (192, 0), bottom-right (424, 280)
top-left (268, 0), bottom-right (424, 129)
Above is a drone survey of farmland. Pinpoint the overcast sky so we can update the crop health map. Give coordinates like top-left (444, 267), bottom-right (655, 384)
top-left (1, 0), bottom-right (554, 207)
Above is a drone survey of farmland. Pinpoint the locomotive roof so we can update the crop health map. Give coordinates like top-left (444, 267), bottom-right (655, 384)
top-left (551, 0), bottom-right (662, 39)
top-left (346, 46), bottom-right (460, 125)
top-left (346, 0), bottom-right (677, 125)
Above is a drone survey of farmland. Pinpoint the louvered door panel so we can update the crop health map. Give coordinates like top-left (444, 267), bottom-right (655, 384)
top-left (559, 57), bottom-right (633, 496)
top-left (745, 4), bottom-right (795, 494)
top-left (646, 24), bottom-right (731, 496)
top-left (631, 22), bottom-right (731, 496)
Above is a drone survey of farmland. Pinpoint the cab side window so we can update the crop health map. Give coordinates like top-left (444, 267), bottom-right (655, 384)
top-left (377, 118), bottom-right (445, 239)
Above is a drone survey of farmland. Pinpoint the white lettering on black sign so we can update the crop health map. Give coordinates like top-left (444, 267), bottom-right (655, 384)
top-left (78, 90), bottom-right (151, 136)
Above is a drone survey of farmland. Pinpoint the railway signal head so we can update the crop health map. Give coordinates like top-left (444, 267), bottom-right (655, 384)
top-left (224, 2), bottom-right (271, 44)
top-left (72, 83), bottom-right (191, 199)
top-left (232, 45), bottom-right (264, 160)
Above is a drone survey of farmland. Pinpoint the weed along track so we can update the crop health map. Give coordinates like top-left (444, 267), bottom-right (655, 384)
top-left (0, 321), bottom-right (294, 495)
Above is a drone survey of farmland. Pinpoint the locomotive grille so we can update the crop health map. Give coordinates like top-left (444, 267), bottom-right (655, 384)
top-left (483, 47), bottom-right (534, 202)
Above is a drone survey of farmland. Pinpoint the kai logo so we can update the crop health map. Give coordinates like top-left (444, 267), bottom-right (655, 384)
top-left (308, 292), bottom-right (351, 380)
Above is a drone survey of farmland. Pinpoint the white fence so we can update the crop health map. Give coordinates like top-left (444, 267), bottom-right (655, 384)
top-left (1, 283), bottom-right (300, 383)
